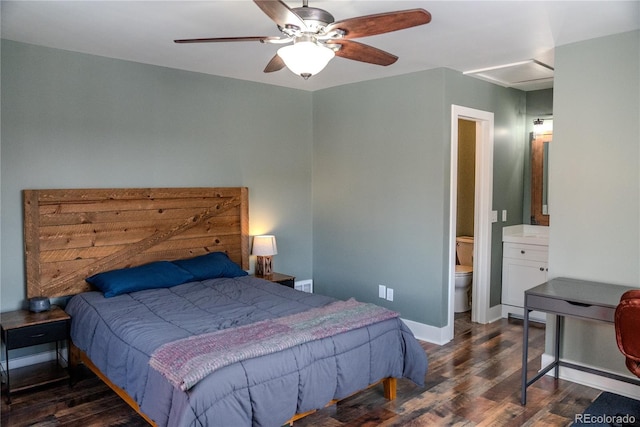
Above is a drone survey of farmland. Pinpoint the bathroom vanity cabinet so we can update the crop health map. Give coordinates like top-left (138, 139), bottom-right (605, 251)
top-left (501, 225), bottom-right (549, 321)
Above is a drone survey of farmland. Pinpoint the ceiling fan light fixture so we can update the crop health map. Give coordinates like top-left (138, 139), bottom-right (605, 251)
top-left (277, 40), bottom-right (335, 79)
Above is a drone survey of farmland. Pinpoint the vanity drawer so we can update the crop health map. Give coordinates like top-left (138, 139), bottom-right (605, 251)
top-left (503, 243), bottom-right (548, 262)
top-left (3, 320), bottom-right (68, 350)
top-left (526, 295), bottom-right (615, 322)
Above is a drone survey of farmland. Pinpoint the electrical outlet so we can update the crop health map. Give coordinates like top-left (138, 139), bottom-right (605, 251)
top-left (386, 288), bottom-right (394, 301)
top-left (378, 285), bottom-right (386, 299)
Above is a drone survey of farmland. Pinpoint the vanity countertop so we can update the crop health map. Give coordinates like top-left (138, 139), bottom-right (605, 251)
top-left (502, 224), bottom-right (549, 246)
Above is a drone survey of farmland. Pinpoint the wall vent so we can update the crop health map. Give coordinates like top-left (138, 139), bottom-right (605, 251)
top-left (295, 279), bottom-right (313, 293)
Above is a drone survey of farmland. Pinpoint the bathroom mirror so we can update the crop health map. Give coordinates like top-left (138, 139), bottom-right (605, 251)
top-left (531, 131), bottom-right (552, 225)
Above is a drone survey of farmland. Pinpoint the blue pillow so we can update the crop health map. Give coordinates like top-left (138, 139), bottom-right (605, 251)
top-left (172, 252), bottom-right (247, 281)
top-left (86, 261), bottom-right (195, 298)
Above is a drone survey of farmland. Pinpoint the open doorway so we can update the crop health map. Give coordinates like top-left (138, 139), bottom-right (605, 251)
top-left (453, 119), bottom-right (476, 330)
top-left (446, 105), bottom-right (496, 341)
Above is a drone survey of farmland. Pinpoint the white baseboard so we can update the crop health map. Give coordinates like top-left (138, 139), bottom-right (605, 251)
top-left (501, 305), bottom-right (547, 323)
top-left (402, 318), bottom-right (449, 345)
top-left (486, 304), bottom-right (503, 323)
top-left (541, 353), bottom-right (640, 400)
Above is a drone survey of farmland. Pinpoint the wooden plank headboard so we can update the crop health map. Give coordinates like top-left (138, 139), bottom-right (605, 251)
top-left (23, 187), bottom-right (249, 298)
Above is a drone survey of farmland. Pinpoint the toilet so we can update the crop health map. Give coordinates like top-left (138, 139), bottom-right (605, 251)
top-left (454, 236), bottom-right (474, 313)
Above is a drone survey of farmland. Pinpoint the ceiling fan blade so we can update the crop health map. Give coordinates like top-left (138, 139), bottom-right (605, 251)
top-left (253, 0), bottom-right (307, 30)
top-left (326, 9), bottom-right (431, 39)
top-left (264, 54), bottom-right (286, 73)
top-left (174, 36), bottom-right (281, 44)
top-left (333, 40), bottom-right (398, 66)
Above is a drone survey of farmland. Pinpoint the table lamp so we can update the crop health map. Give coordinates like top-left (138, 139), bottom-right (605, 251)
top-left (252, 235), bottom-right (277, 277)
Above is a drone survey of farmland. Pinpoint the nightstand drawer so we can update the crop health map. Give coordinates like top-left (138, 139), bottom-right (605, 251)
top-left (4, 321), bottom-right (68, 350)
top-left (253, 272), bottom-right (296, 289)
top-left (276, 278), bottom-right (295, 288)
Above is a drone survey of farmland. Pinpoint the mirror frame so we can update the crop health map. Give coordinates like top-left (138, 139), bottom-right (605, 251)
top-left (531, 131), bottom-right (552, 226)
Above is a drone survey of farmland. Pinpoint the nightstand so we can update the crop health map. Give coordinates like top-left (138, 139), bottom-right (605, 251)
top-left (1, 306), bottom-right (70, 404)
top-left (254, 272), bottom-right (296, 288)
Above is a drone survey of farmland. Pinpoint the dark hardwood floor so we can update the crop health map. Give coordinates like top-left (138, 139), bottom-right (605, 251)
top-left (1, 313), bottom-right (601, 426)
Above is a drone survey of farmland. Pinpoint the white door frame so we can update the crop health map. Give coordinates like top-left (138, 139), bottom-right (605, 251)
top-left (445, 105), bottom-right (495, 341)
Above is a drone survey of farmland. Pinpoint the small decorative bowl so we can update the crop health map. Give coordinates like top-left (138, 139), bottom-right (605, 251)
top-left (29, 296), bottom-right (51, 313)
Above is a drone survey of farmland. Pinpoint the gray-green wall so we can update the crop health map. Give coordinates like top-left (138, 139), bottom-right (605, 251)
top-left (312, 69), bottom-right (526, 326)
top-left (550, 30), bottom-right (639, 376)
top-left (444, 70), bottom-right (527, 309)
top-left (3, 28), bottom-right (637, 392)
top-left (1, 40), bottom-right (314, 312)
top-left (2, 40), bottom-right (528, 330)
top-left (8, 30), bottom-right (634, 350)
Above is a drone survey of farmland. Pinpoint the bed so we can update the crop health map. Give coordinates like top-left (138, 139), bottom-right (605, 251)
top-left (23, 187), bottom-right (427, 427)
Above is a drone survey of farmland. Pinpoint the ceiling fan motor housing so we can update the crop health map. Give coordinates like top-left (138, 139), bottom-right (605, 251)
top-left (292, 7), bottom-right (335, 32)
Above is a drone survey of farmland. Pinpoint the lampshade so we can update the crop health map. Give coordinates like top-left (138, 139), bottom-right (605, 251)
top-left (277, 41), bottom-right (335, 79)
top-left (252, 235), bottom-right (278, 256)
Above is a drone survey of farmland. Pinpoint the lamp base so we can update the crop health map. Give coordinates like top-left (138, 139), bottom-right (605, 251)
top-left (256, 256), bottom-right (273, 277)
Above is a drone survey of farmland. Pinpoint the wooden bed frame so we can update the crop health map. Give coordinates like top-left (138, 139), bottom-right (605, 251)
top-left (23, 187), bottom-right (396, 426)
top-left (24, 187), bottom-right (249, 299)
top-left (71, 342), bottom-right (396, 427)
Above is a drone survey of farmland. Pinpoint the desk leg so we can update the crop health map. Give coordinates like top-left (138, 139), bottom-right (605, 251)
top-left (554, 315), bottom-right (562, 379)
top-left (4, 344), bottom-right (10, 404)
top-left (521, 307), bottom-right (530, 405)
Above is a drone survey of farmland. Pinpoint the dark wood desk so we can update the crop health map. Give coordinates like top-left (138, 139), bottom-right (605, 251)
top-left (521, 277), bottom-right (640, 405)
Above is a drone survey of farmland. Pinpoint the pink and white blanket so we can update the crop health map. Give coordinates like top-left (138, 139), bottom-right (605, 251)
top-left (149, 298), bottom-right (399, 391)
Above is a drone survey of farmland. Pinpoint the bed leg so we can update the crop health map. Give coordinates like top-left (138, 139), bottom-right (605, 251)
top-left (67, 340), bottom-right (80, 387)
top-left (68, 342), bottom-right (82, 385)
top-left (383, 377), bottom-right (397, 400)
top-left (69, 342), bottom-right (81, 368)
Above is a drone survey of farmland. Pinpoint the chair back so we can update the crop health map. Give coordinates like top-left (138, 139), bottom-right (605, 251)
top-left (615, 289), bottom-right (640, 378)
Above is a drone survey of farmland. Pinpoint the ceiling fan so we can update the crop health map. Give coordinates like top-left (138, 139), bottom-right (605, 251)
top-left (175, 0), bottom-right (432, 79)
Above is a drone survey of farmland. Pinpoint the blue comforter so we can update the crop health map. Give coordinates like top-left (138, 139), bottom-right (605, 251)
top-left (66, 276), bottom-right (427, 427)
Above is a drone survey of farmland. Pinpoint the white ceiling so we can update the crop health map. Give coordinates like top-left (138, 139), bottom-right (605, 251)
top-left (2, 1), bottom-right (639, 92)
